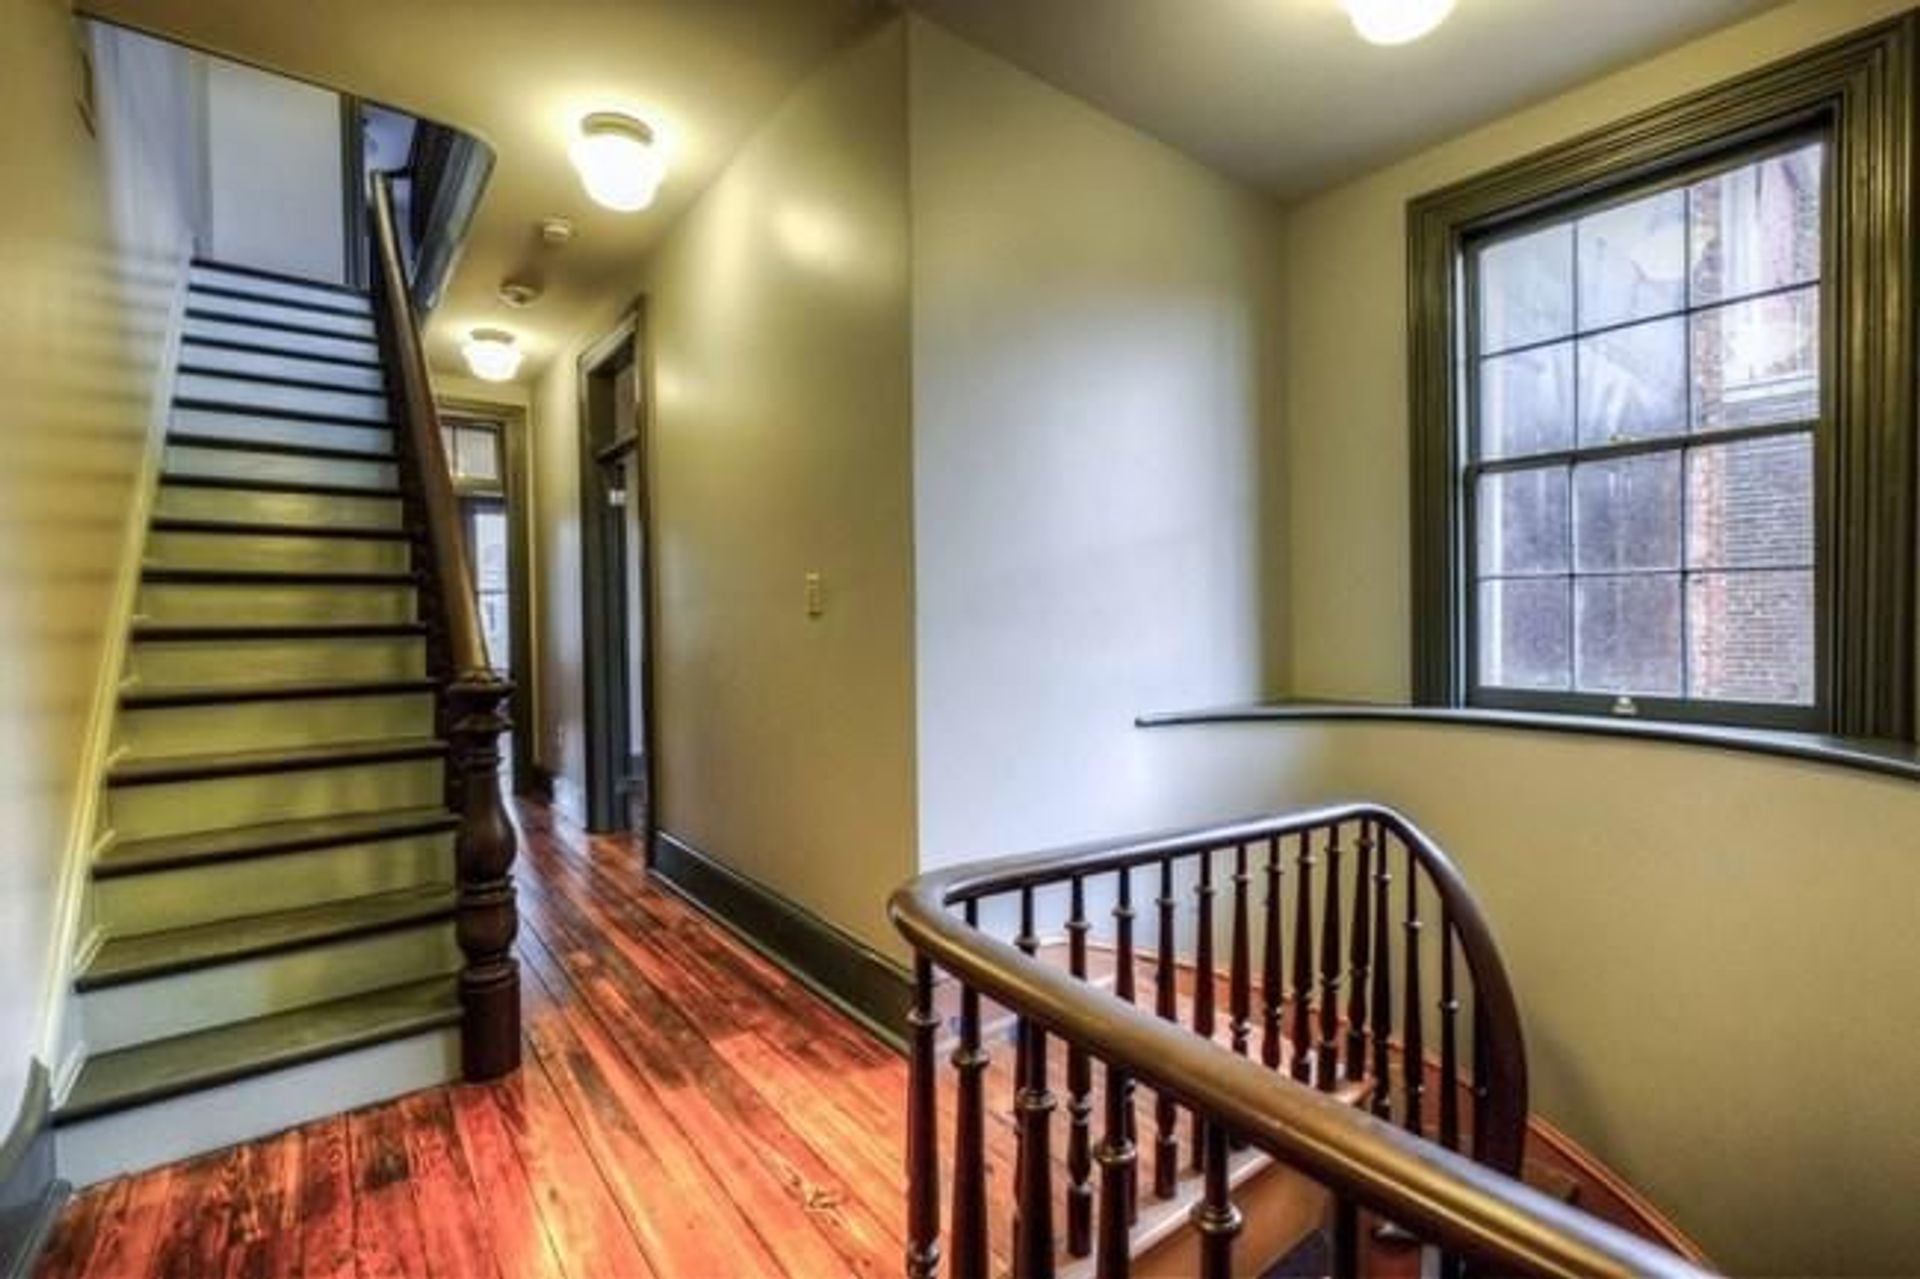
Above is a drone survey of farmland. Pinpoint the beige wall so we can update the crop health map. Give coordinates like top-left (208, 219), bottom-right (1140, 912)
top-left (908, 16), bottom-right (1287, 865)
top-left (203, 58), bottom-right (346, 283)
top-left (0, 12), bottom-right (200, 1125)
top-left (527, 18), bottom-right (917, 955)
top-left (1275, 0), bottom-right (1920, 1271)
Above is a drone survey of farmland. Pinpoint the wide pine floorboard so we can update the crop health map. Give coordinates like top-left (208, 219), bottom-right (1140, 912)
top-left (35, 798), bottom-right (909, 1279)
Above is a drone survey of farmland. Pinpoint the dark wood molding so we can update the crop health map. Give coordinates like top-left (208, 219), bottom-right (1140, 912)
top-left (0, 1062), bottom-right (65, 1279)
top-left (1408, 13), bottom-right (1918, 737)
top-left (652, 831), bottom-right (911, 1052)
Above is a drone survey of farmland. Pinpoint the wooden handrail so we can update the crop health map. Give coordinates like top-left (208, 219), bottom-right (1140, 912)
top-left (367, 169), bottom-right (521, 1081)
top-left (890, 804), bottom-right (1716, 1279)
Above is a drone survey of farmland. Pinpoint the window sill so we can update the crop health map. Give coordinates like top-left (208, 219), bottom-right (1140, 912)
top-left (1135, 700), bottom-right (1920, 784)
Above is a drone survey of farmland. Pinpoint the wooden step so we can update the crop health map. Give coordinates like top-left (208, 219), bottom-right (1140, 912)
top-left (140, 564), bottom-right (414, 587)
top-left (96, 806), bottom-right (458, 879)
top-left (132, 620), bottom-right (427, 642)
top-left (146, 517), bottom-right (411, 542)
top-left (76, 884), bottom-right (457, 992)
top-left (106, 737), bottom-right (446, 787)
top-left (173, 395), bottom-right (389, 429)
top-left (180, 316), bottom-right (379, 365)
top-left (55, 976), bottom-right (459, 1123)
top-left (165, 431), bottom-right (394, 463)
top-left (175, 372), bottom-right (389, 424)
top-left (157, 470), bottom-right (400, 500)
top-left (181, 297), bottom-right (377, 340)
top-left (190, 260), bottom-right (373, 312)
top-left (121, 677), bottom-right (435, 710)
top-left (187, 285), bottom-right (371, 321)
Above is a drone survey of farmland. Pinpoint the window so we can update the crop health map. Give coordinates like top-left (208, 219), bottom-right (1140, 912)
top-left (1466, 141), bottom-right (1824, 725)
top-left (1408, 16), bottom-right (1918, 741)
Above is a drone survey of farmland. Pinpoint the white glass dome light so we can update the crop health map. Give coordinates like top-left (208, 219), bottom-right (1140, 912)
top-left (570, 112), bottom-right (666, 212)
top-left (462, 328), bottom-right (523, 383)
top-left (1341, 0), bottom-right (1456, 45)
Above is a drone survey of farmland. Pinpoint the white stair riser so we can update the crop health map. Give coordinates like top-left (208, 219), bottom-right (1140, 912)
top-left (128, 635), bottom-right (426, 686)
top-left (55, 1027), bottom-right (460, 1187)
top-left (181, 342), bottom-right (384, 392)
top-left (80, 923), bottom-right (459, 1054)
top-left (118, 693), bottom-right (435, 759)
top-left (171, 407), bottom-right (392, 456)
top-left (145, 529), bottom-right (409, 574)
top-left (137, 581), bottom-right (416, 626)
top-left (183, 316), bottom-right (379, 364)
top-left (108, 758), bottom-right (444, 841)
top-left (186, 294), bottom-right (376, 338)
top-left (94, 831), bottom-right (455, 936)
top-left (175, 374), bottom-right (390, 424)
top-left (162, 443), bottom-right (397, 492)
top-left (188, 266), bottom-right (372, 315)
top-left (154, 483), bottom-right (403, 530)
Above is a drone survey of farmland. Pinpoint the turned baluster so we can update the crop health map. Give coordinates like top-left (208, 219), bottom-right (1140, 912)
top-left (907, 956), bottom-right (942, 1279)
top-left (1346, 820), bottom-right (1374, 1083)
top-left (1014, 888), bottom-right (1056, 1279)
top-left (1289, 830), bottom-right (1316, 1083)
top-left (448, 674), bottom-right (521, 1081)
top-left (1317, 823), bottom-right (1344, 1090)
top-left (1153, 859), bottom-right (1179, 1199)
top-left (1096, 873), bottom-right (1139, 1279)
top-left (1471, 1001), bottom-right (1493, 1166)
top-left (1189, 851), bottom-right (1216, 1172)
top-left (1402, 864), bottom-right (1426, 1137)
top-left (949, 901), bottom-right (990, 1279)
top-left (1191, 1120), bottom-right (1242, 1279)
top-left (1111, 867), bottom-right (1139, 1225)
top-left (1260, 838), bottom-right (1284, 1071)
top-left (1369, 828), bottom-right (1395, 1120)
top-left (1066, 877), bottom-right (1094, 1258)
top-left (1439, 913), bottom-right (1461, 1153)
top-left (1229, 844), bottom-right (1251, 1058)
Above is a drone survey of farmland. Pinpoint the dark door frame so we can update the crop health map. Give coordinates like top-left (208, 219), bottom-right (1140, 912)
top-left (576, 305), bottom-right (656, 846)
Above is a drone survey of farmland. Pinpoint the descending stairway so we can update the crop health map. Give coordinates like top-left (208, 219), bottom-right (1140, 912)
top-left (52, 261), bottom-right (467, 1186)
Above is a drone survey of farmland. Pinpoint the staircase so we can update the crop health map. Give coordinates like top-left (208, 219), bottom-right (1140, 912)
top-left (52, 261), bottom-right (469, 1186)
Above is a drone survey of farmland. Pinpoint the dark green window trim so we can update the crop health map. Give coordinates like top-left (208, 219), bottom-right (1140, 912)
top-left (1408, 14), bottom-right (1918, 740)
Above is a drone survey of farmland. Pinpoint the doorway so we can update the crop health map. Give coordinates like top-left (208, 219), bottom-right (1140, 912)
top-left (577, 309), bottom-right (654, 842)
top-left (438, 404), bottom-right (535, 790)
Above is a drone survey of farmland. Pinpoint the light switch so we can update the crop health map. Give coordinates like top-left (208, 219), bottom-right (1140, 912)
top-left (805, 571), bottom-right (825, 618)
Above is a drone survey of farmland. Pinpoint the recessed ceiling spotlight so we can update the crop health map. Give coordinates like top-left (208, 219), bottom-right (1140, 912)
top-left (1341, 0), bottom-right (1455, 45)
top-left (462, 328), bottom-right (523, 382)
top-left (569, 112), bottom-right (666, 212)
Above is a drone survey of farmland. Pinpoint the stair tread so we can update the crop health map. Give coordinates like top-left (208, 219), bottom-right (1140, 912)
top-left (171, 396), bottom-right (389, 428)
top-left (122, 676), bottom-right (437, 708)
top-left (132, 621), bottom-right (427, 641)
top-left (157, 470), bottom-right (400, 499)
top-left (186, 286), bottom-right (373, 320)
top-left (141, 564), bottom-right (414, 585)
top-left (166, 431), bottom-right (395, 463)
top-left (108, 736), bottom-right (446, 786)
top-left (98, 806), bottom-right (459, 878)
top-left (147, 516), bottom-right (409, 541)
top-left (77, 884), bottom-right (458, 991)
top-left (56, 975), bottom-right (459, 1122)
top-left (191, 258), bottom-right (372, 299)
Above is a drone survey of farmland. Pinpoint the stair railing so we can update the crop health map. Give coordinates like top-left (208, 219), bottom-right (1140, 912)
top-left (890, 803), bottom-right (1713, 1279)
top-left (368, 170), bottom-right (521, 1081)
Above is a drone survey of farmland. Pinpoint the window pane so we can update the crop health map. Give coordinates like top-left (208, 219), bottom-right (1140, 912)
top-left (1478, 343), bottom-right (1573, 459)
top-left (1578, 316), bottom-right (1687, 445)
top-left (1478, 224), bottom-right (1573, 353)
top-left (1577, 189), bottom-right (1686, 329)
top-left (1687, 434), bottom-right (1814, 569)
top-left (1478, 468), bottom-right (1569, 576)
top-left (1576, 575), bottom-right (1682, 696)
top-left (1573, 452), bottom-right (1682, 572)
top-left (1687, 570), bottom-right (1814, 704)
top-left (1690, 142), bottom-right (1823, 306)
top-left (1479, 578), bottom-right (1570, 690)
top-left (1692, 287), bottom-right (1819, 431)
top-left (454, 426), bottom-right (502, 483)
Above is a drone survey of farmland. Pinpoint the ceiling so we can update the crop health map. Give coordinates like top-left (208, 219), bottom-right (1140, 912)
top-left (910, 0), bottom-right (1786, 198)
top-left (83, 0), bottom-right (1786, 383)
top-left (82, 0), bottom-right (889, 378)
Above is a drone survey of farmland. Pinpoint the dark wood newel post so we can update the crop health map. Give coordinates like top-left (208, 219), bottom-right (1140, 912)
top-left (449, 671), bottom-right (521, 1080)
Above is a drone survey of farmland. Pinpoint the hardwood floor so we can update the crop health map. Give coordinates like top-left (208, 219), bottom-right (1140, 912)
top-left (36, 799), bottom-right (910, 1279)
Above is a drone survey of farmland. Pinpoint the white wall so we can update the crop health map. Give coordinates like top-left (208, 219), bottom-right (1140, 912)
top-left (908, 17), bottom-right (1287, 866)
top-left (204, 58), bottom-right (345, 283)
top-left (0, 13), bottom-right (200, 1128)
top-left (529, 19), bottom-right (918, 955)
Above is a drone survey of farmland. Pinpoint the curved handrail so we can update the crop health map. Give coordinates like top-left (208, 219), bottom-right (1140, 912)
top-left (368, 170), bottom-right (489, 676)
top-left (890, 803), bottom-right (1713, 1279)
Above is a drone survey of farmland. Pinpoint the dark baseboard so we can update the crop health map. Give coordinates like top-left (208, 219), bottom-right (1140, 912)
top-left (0, 1062), bottom-right (65, 1279)
top-left (651, 832), bottom-right (910, 1053)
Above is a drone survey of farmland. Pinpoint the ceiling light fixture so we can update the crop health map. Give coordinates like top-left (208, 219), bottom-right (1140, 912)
top-left (1340, 0), bottom-right (1455, 45)
top-left (462, 328), bottom-right (523, 382)
top-left (569, 112), bottom-right (665, 212)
